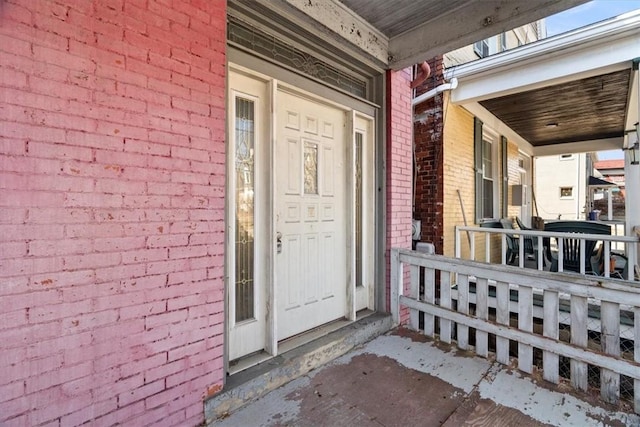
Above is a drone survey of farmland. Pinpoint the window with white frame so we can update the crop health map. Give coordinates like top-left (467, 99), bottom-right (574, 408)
top-left (481, 132), bottom-right (497, 218)
top-left (473, 39), bottom-right (490, 58)
top-left (560, 187), bottom-right (573, 198)
top-left (474, 119), bottom-right (502, 222)
top-left (499, 33), bottom-right (507, 52)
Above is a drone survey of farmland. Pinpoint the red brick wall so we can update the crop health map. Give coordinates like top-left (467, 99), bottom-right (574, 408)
top-left (385, 68), bottom-right (412, 315)
top-left (413, 57), bottom-right (445, 254)
top-left (0, 1), bottom-right (226, 425)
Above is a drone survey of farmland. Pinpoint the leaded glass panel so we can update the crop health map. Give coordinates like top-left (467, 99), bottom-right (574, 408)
top-left (304, 142), bottom-right (318, 194)
top-left (355, 132), bottom-right (363, 287)
top-left (235, 97), bottom-right (255, 322)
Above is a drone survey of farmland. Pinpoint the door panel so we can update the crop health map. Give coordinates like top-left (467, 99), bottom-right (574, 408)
top-left (276, 90), bottom-right (347, 340)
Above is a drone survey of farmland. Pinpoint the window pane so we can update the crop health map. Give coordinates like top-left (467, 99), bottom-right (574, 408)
top-left (304, 142), bottom-right (318, 194)
top-left (235, 97), bottom-right (255, 322)
top-left (483, 178), bottom-right (493, 218)
top-left (482, 139), bottom-right (493, 179)
top-left (560, 187), bottom-right (573, 198)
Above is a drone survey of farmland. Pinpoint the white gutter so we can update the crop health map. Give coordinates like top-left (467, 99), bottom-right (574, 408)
top-left (412, 78), bottom-right (458, 107)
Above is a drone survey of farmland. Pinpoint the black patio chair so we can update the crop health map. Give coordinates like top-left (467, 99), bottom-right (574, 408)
top-left (480, 220), bottom-right (519, 265)
top-left (542, 221), bottom-right (611, 274)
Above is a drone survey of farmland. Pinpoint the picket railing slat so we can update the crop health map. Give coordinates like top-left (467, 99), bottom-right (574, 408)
top-left (410, 265), bottom-right (420, 331)
top-left (457, 274), bottom-right (469, 350)
top-left (601, 301), bottom-right (620, 404)
top-left (476, 277), bottom-right (488, 358)
top-left (518, 285), bottom-right (533, 373)
top-left (571, 296), bottom-right (588, 391)
top-left (496, 280), bottom-right (510, 365)
top-left (543, 290), bottom-right (559, 384)
top-left (424, 267), bottom-right (435, 337)
top-left (440, 272), bottom-right (452, 344)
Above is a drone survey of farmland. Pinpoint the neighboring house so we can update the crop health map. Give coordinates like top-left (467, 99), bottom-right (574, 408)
top-left (1, 1), bottom-right (589, 426)
top-left (595, 159), bottom-right (626, 195)
top-left (593, 158), bottom-right (626, 220)
top-left (413, 11), bottom-right (640, 262)
top-left (534, 152), bottom-right (596, 221)
top-left (414, 22), bottom-right (543, 258)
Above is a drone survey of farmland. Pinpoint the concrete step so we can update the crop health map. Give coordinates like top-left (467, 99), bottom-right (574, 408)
top-left (204, 312), bottom-right (392, 425)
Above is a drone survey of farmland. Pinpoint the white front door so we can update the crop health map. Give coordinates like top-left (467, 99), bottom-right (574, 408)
top-left (228, 70), bottom-right (269, 360)
top-left (275, 89), bottom-right (348, 340)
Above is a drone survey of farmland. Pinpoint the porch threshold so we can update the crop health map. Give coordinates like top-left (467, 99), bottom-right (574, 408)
top-left (204, 311), bottom-right (392, 424)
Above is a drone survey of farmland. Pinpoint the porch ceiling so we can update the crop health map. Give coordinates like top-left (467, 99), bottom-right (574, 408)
top-left (448, 10), bottom-right (640, 156)
top-left (339, 0), bottom-right (589, 69)
top-left (479, 69), bottom-right (631, 147)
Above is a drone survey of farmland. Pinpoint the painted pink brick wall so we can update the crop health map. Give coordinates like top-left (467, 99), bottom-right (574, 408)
top-left (385, 68), bottom-right (412, 320)
top-left (0, 1), bottom-right (226, 426)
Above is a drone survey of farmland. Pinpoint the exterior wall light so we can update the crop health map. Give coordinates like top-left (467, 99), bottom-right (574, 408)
top-left (630, 141), bottom-right (639, 165)
top-left (626, 122), bottom-right (639, 165)
top-left (625, 122), bottom-right (640, 165)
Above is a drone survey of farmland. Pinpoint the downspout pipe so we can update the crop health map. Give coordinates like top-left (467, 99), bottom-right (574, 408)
top-left (412, 77), bottom-right (459, 107)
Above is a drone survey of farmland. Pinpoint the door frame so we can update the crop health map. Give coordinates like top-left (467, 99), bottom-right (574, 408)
top-left (226, 61), bottom-right (377, 370)
top-left (518, 151), bottom-right (533, 225)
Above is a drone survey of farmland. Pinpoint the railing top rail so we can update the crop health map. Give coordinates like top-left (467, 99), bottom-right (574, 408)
top-left (392, 249), bottom-right (640, 303)
top-left (456, 225), bottom-right (640, 243)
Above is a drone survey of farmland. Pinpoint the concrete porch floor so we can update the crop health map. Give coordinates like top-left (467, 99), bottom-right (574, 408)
top-left (209, 329), bottom-right (640, 427)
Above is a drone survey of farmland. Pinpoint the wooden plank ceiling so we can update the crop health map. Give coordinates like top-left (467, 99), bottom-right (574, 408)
top-left (335, 0), bottom-right (588, 69)
top-left (337, 0), bottom-right (473, 38)
top-left (479, 70), bottom-right (631, 146)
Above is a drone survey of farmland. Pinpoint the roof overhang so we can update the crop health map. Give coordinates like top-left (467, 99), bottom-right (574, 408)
top-left (234, 0), bottom-right (587, 71)
top-left (588, 176), bottom-right (617, 187)
top-left (447, 10), bottom-right (640, 157)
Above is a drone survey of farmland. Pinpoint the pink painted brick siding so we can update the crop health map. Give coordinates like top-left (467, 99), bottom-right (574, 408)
top-left (0, 1), bottom-right (226, 426)
top-left (385, 69), bottom-right (413, 319)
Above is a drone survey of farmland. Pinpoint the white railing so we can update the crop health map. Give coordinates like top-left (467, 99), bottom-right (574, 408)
top-left (390, 249), bottom-right (640, 413)
top-left (455, 226), bottom-right (639, 281)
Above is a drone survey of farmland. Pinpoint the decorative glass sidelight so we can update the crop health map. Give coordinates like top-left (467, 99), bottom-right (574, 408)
top-left (355, 132), bottom-right (363, 287)
top-left (235, 97), bottom-right (255, 322)
top-left (304, 142), bottom-right (318, 194)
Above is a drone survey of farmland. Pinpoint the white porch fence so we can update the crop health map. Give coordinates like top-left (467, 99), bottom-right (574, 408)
top-left (390, 249), bottom-right (640, 413)
top-left (454, 226), bottom-right (639, 281)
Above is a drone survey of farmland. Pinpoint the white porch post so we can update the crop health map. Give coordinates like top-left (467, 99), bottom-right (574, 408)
top-left (625, 151), bottom-right (640, 271)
